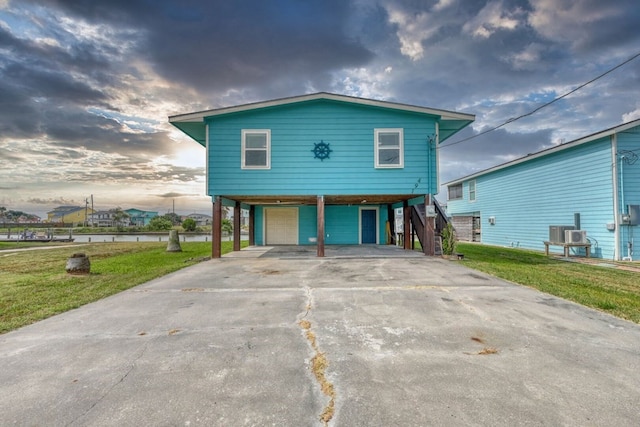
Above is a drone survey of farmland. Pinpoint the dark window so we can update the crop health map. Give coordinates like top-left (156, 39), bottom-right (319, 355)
top-left (448, 184), bottom-right (463, 200)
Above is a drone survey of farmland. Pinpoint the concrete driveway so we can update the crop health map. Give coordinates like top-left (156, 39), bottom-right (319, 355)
top-left (1, 246), bottom-right (639, 426)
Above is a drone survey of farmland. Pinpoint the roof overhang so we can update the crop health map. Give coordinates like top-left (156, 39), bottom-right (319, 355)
top-left (444, 118), bottom-right (640, 187)
top-left (215, 194), bottom-right (435, 211)
top-left (220, 194), bottom-right (422, 206)
top-left (169, 92), bottom-right (475, 146)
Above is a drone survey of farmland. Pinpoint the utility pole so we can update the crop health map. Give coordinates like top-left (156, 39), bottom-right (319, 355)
top-left (84, 197), bottom-right (88, 227)
top-left (90, 194), bottom-right (94, 226)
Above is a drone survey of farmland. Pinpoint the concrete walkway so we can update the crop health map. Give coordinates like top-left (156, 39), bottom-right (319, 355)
top-left (1, 248), bottom-right (640, 426)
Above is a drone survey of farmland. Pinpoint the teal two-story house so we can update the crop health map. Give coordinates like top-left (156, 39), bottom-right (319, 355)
top-left (170, 93), bottom-right (474, 257)
top-left (125, 208), bottom-right (158, 227)
top-left (445, 119), bottom-right (640, 261)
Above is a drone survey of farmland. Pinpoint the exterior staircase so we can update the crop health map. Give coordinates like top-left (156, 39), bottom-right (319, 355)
top-left (410, 198), bottom-right (450, 256)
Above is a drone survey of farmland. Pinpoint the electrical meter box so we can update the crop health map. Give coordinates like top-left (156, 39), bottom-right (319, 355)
top-left (628, 205), bottom-right (640, 225)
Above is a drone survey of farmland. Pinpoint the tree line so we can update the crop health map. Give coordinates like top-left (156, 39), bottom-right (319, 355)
top-left (0, 207), bottom-right (40, 223)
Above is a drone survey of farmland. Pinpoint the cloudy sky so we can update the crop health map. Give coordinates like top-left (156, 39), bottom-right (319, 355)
top-left (1, 0), bottom-right (639, 218)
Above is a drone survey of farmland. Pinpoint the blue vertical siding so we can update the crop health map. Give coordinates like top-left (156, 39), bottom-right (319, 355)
top-left (207, 100), bottom-right (438, 197)
top-left (255, 206), bottom-right (264, 245)
top-left (326, 206), bottom-right (359, 244)
top-left (253, 204), bottom-right (389, 246)
top-left (298, 206), bottom-right (317, 244)
top-left (617, 128), bottom-right (640, 259)
top-left (448, 139), bottom-right (616, 259)
top-left (379, 207), bottom-right (389, 244)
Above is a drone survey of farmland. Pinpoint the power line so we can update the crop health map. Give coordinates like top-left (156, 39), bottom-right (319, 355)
top-left (439, 51), bottom-right (640, 150)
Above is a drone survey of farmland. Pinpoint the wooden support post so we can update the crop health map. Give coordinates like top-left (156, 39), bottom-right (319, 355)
top-left (317, 195), bottom-right (325, 257)
top-left (248, 205), bottom-right (255, 246)
top-left (424, 195), bottom-right (435, 256)
top-left (212, 196), bottom-right (222, 258)
top-left (233, 201), bottom-right (241, 252)
top-left (403, 200), bottom-right (411, 250)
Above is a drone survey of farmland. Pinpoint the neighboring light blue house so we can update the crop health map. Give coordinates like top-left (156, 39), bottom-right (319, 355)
top-left (125, 208), bottom-right (158, 227)
top-left (170, 92), bottom-right (474, 257)
top-left (445, 119), bottom-right (640, 261)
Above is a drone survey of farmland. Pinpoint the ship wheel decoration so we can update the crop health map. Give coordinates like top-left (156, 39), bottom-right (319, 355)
top-left (312, 140), bottom-right (332, 161)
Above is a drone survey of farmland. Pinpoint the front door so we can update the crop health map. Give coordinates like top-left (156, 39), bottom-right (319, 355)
top-left (360, 209), bottom-right (377, 244)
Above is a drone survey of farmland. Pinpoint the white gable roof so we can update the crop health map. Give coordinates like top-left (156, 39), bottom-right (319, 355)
top-left (169, 92), bottom-right (475, 145)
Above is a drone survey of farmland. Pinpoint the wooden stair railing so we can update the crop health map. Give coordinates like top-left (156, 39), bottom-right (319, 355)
top-left (410, 198), bottom-right (451, 256)
top-left (433, 198), bottom-right (450, 235)
top-left (410, 205), bottom-right (425, 252)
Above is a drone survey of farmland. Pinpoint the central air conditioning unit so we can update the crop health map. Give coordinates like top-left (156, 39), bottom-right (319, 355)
top-left (565, 230), bottom-right (587, 244)
top-left (549, 225), bottom-right (575, 243)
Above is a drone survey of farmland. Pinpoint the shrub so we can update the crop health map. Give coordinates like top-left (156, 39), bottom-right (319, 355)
top-left (163, 213), bottom-right (182, 225)
top-left (222, 219), bottom-right (233, 234)
top-left (182, 218), bottom-right (197, 232)
top-left (441, 222), bottom-right (457, 256)
top-left (147, 216), bottom-right (173, 231)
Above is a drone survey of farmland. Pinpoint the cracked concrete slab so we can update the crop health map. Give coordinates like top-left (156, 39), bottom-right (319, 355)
top-left (1, 248), bottom-right (640, 426)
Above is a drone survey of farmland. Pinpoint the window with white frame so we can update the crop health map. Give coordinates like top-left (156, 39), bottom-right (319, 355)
top-left (375, 128), bottom-right (404, 168)
top-left (241, 129), bottom-right (270, 169)
top-left (448, 183), bottom-right (462, 200)
top-left (468, 180), bottom-right (476, 201)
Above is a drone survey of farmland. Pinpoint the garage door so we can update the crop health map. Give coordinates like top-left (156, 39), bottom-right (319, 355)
top-left (265, 208), bottom-right (298, 245)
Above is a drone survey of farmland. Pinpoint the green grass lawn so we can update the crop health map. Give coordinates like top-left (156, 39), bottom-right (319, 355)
top-left (0, 241), bottom-right (247, 334)
top-left (455, 243), bottom-right (640, 323)
top-left (3, 240), bottom-right (639, 334)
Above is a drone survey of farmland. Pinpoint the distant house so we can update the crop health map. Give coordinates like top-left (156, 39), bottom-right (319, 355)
top-left (89, 209), bottom-right (130, 227)
top-left (185, 213), bottom-right (212, 226)
top-left (17, 214), bottom-right (41, 223)
top-left (89, 210), bottom-right (115, 227)
top-left (445, 119), bottom-right (640, 260)
top-left (47, 205), bottom-right (95, 226)
top-left (125, 208), bottom-right (158, 226)
top-left (170, 92), bottom-right (474, 257)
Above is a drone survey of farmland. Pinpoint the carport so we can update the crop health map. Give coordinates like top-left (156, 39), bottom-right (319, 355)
top-left (210, 194), bottom-right (440, 258)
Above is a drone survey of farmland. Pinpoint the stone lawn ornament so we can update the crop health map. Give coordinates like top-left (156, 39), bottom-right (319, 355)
top-left (66, 253), bottom-right (90, 275)
top-left (166, 230), bottom-right (182, 252)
